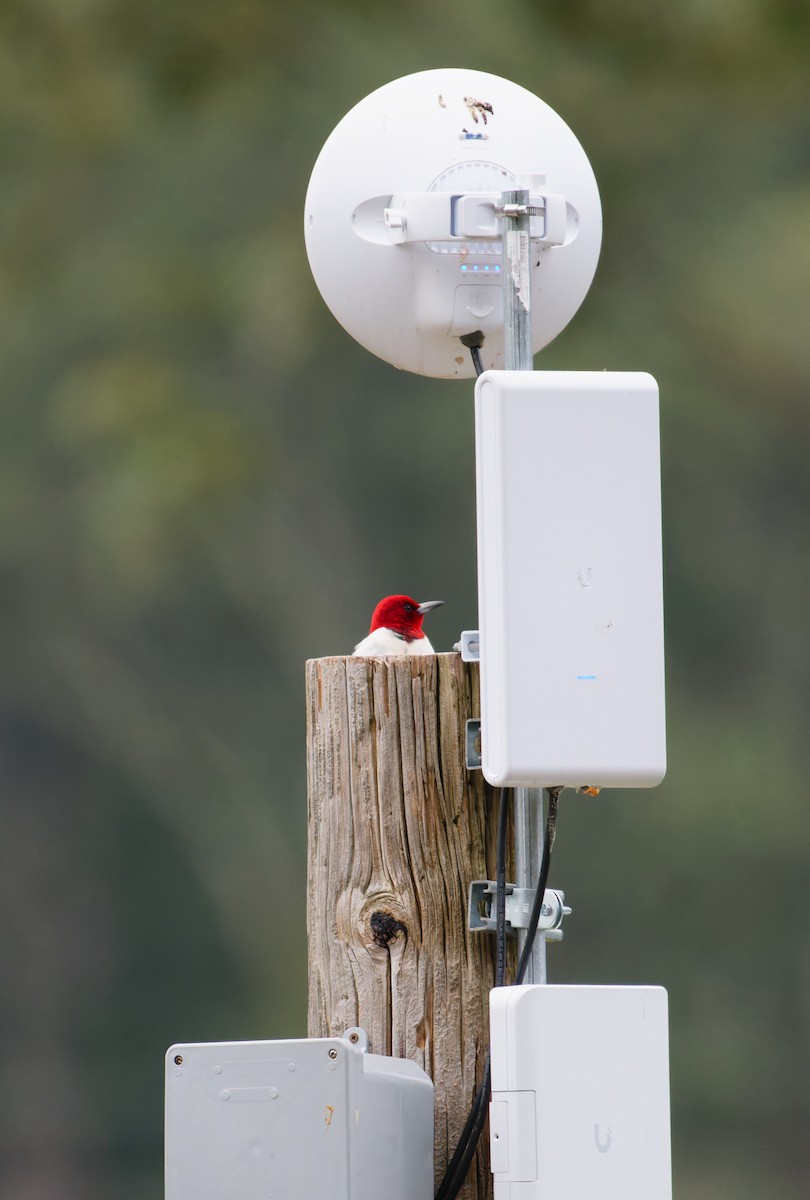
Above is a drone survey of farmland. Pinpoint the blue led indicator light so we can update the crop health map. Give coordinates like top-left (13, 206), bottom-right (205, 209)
top-left (577, 675), bottom-right (597, 680)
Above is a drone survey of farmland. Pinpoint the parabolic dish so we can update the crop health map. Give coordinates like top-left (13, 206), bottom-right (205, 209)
top-left (304, 68), bottom-right (602, 379)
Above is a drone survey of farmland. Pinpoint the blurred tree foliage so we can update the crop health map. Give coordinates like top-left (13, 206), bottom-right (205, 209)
top-left (0, 1), bottom-right (808, 1197)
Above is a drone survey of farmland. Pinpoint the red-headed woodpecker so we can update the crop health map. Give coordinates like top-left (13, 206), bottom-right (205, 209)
top-left (352, 595), bottom-right (444, 656)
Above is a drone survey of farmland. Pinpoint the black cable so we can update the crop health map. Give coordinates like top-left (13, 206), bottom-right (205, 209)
top-left (436, 1060), bottom-right (491, 1200)
top-left (435, 788), bottom-right (508, 1200)
top-left (435, 1066), bottom-right (489, 1200)
top-left (459, 331), bottom-right (485, 377)
top-left (436, 787), bottom-right (563, 1200)
top-left (515, 787), bottom-right (561, 985)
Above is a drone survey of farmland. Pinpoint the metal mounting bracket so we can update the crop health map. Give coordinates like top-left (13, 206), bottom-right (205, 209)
top-left (382, 191), bottom-right (567, 246)
top-left (465, 719), bottom-right (482, 770)
top-left (468, 881), bottom-right (571, 942)
top-left (457, 630), bottom-right (480, 662)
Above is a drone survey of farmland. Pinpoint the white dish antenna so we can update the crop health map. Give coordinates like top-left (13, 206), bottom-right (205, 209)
top-left (304, 68), bottom-right (602, 379)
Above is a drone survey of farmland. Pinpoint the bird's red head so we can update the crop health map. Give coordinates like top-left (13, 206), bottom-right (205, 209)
top-left (369, 595), bottom-right (443, 641)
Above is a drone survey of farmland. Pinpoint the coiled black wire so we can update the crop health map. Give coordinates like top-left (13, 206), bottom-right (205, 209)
top-left (435, 787), bottom-right (561, 1200)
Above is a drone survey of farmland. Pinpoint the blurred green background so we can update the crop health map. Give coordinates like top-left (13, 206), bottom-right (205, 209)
top-left (1, 1), bottom-right (809, 1197)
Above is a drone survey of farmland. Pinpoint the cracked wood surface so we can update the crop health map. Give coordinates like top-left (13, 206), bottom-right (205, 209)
top-left (306, 652), bottom-right (506, 1200)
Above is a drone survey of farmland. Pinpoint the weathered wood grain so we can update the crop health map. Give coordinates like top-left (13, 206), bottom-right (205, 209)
top-left (306, 652), bottom-right (507, 1200)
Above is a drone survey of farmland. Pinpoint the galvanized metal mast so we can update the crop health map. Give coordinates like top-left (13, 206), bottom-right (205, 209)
top-left (500, 187), bottom-right (547, 985)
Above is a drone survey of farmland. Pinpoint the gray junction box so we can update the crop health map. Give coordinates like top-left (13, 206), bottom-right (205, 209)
top-left (165, 1035), bottom-right (434, 1200)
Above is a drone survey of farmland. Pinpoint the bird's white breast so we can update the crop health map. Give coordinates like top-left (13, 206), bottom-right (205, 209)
top-left (352, 628), bottom-right (435, 656)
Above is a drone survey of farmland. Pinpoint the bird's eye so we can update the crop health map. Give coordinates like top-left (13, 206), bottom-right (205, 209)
top-left (405, 603), bottom-right (415, 613)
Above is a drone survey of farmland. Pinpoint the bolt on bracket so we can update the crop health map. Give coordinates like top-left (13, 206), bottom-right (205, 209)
top-left (342, 1027), bottom-right (369, 1052)
top-left (494, 203), bottom-right (545, 218)
top-left (468, 881), bottom-right (571, 942)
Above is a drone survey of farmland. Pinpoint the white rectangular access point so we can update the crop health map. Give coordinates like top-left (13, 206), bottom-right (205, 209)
top-left (165, 1036), bottom-right (433, 1200)
top-left (474, 371), bottom-right (666, 788)
top-left (489, 984), bottom-right (672, 1199)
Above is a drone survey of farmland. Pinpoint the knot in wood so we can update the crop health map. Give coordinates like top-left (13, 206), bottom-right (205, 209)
top-left (369, 910), bottom-right (407, 949)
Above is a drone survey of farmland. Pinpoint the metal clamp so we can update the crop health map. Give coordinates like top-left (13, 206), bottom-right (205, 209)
top-left (382, 191), bottom-right (567, 247)
top-left (468, 881), bottom-right (571, 942)
top-left (457, 630), bottom-right (480, 662)
top-left (465, 719), bottom-right (482, 770)
top-left (494, 203), bottom-right (545, 217)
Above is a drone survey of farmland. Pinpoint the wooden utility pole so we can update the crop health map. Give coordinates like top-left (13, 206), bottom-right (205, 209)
top-left (306, 652), bottom-right (506, 1200)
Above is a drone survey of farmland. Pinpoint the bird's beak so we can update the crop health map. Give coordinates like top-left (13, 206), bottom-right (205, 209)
top-left (417, 600), bottom-right (444, 615)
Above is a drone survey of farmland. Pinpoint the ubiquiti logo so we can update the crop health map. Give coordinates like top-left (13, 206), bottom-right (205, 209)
top-left (594, 1124), bottom-right (612, 1153)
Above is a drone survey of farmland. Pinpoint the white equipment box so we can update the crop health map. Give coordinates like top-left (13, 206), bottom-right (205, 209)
top-left (165, 1035), bottom-right (433, 1200)
top-left (474, 371), bottom-right (666, 788)
top-left (489, 984), bottom-right (672, 1199)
